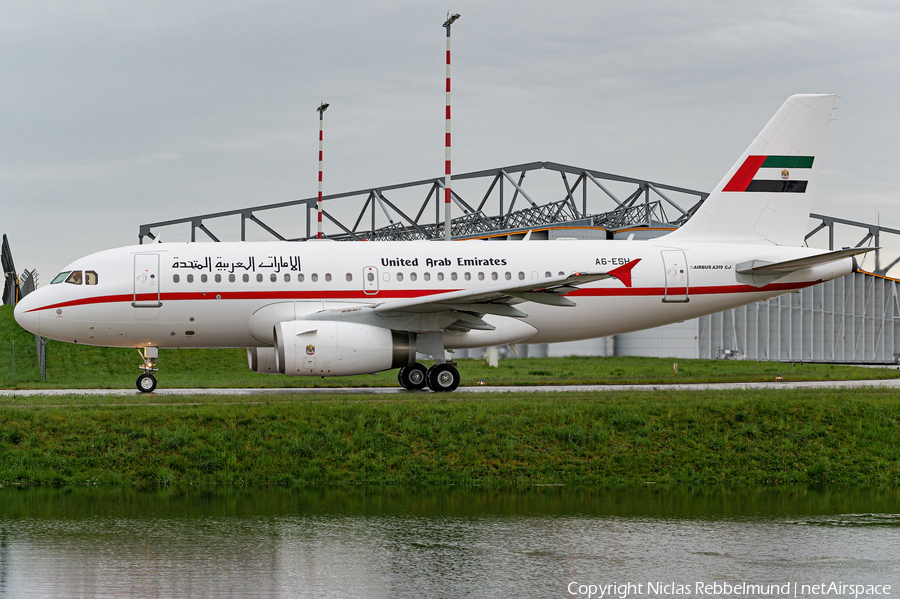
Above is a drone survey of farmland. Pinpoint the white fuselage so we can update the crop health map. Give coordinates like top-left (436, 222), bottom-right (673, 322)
top-left (15, 238), bottom-right (852, 351)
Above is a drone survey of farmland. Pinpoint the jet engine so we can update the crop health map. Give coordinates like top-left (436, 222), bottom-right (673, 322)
top-left (247, 347), bottom-right (279, 374)
top-left (274, 320), bottom-right (413, 376)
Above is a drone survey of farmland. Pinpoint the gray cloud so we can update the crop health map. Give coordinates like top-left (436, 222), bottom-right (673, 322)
top-left (1, 0), bottom-right (898, 279)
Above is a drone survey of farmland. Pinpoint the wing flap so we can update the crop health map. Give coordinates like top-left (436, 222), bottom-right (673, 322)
top-left (373, 271), bottom-right (607, 314)
top-left (372, 259), bottom-right (642, 315)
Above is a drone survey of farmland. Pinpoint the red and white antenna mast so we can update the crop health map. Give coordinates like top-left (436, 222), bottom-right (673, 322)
top-left (316, 100), bottom-right (330, 239)
top-left (442, 10), bottom-right (460, 241)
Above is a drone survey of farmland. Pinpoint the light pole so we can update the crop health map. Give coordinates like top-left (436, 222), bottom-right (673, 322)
top-left (316, 100), bottom-right (330, 239)
top-left (442, 11), bottom-right (460, 241)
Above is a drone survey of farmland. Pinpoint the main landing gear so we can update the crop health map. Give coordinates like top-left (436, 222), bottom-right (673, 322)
top-left (397, 362), bottom-right (461, 392)
top-left (136, 346), bottom-right (159, 393)
top-left (397, 332), bottom-right (461, 392)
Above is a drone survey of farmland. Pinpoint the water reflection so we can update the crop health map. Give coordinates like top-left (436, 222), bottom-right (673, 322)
top-left (0, 487), bottom-right (898, 598)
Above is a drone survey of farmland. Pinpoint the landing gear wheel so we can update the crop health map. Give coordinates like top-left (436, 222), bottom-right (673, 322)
top-left (136, 373), bottom-right (157, 393)
top-left (398, 363), bottom-right (429, 390)
top-left (427, 363), bottom-right (460, 393)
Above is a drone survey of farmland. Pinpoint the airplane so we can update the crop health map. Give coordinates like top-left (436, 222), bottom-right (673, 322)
top-left (14, 94), bottom-right (872, 393)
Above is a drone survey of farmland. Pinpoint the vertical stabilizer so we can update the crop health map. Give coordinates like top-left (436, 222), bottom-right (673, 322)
top-left (668, 94), bottom-right (836, 246)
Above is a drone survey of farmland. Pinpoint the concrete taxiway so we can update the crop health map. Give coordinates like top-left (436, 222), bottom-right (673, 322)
top-left (2, 378), bottom-right (900, 397)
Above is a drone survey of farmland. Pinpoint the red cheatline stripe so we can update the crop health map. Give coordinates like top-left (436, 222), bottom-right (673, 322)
top-left (25, 280), bottom-right (818, 313)
top-left (722, 155), bottom-right (766, 192)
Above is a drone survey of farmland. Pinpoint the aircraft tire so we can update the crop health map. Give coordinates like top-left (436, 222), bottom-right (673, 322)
top-left (137, 373), bottom-right (157, 393)
top-left (398, 363), bottom-right (429, 390)
top-left (427, 363), bottom-right (460, 393)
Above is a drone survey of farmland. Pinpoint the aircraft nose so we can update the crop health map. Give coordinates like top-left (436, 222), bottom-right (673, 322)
top-left (13, 296), bottom-right (40, 335)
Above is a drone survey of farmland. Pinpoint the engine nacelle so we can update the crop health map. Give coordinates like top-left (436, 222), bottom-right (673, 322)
top-left (275, 320), bottom-right (413, 376)
top-left (247, 347), bottom-right (279, 374)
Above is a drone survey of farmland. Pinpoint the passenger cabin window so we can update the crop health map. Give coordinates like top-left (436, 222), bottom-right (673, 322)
top-left (65, 271), bottom-right (83, 285)
top-left (173, 274), bottom-right (180, 283)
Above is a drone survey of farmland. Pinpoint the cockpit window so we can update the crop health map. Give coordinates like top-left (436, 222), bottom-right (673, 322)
top-left (85, 271), bottom-right (98, 285)
top-left (51, 271), bottom-right (71, 284)
top-left (65, 271), bottom-right (83, 285)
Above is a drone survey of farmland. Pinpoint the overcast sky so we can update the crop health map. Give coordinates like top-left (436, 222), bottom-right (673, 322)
top-left (2, 0), bottom-right (899, 281)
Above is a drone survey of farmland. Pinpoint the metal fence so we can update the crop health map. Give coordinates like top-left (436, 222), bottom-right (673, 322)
top-left (0, 337), bottom-right (46, 385)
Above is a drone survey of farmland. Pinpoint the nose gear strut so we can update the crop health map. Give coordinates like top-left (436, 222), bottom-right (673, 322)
top-left (136, 346), bottom-right (159, 393)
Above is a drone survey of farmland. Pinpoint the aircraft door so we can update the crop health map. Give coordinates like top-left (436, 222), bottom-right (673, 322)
top-left (363, 266), bottom-right (379, 295)
top-left (661, 250), bottom-right (689, 302)
top-left (134, 254), bottom-right (162, 308)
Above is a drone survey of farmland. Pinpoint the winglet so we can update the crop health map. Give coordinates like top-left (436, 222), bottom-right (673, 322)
top-left (608, 259), bottom-right (641, 287)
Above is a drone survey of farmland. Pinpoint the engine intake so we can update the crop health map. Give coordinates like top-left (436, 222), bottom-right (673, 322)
top-left (274, 320), bottom-right (413, 376)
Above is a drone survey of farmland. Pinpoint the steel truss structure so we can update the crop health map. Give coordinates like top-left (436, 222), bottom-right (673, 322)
top-left (806, 214), bottom-right (900, 275)
top-left (139, 161), bottom-right (898, 276)
top-left (138, 162), bottom-right (707, 245)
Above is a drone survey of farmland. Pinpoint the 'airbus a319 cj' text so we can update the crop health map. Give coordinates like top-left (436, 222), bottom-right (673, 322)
top-left (15, 94), bottom-right (868, 392)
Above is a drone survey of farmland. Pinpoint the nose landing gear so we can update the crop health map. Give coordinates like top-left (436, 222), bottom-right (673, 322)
top-left (136, 346), bottom-right (159, 393)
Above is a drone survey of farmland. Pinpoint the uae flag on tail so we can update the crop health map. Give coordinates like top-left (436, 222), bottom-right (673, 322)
top-left (722, 155), bottom-right (814, 193)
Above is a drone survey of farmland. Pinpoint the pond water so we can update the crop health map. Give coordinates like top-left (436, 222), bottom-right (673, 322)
top-left (0, 487), bottom-right (898, 598)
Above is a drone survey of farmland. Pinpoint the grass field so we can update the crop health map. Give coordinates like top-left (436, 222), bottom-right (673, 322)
top-left (3, 306), bottom-right (899, 489)
top-left (1, 388), bottom-right (898, 488)
top-left (1, 306), bottom-right (897, 389)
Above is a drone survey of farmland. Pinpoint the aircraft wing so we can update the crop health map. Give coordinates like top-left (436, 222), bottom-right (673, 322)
top-left (373, 259), bottom-right (640, 316)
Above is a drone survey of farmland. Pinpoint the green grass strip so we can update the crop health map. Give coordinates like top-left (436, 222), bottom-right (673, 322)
top-left (1, 388), bottom-right (897, 489)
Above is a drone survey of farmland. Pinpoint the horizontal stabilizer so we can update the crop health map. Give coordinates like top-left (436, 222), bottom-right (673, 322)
top-left (735, 247), bottom-right (873, 287)
top-left (736, 247), bottom-right (875, 275)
